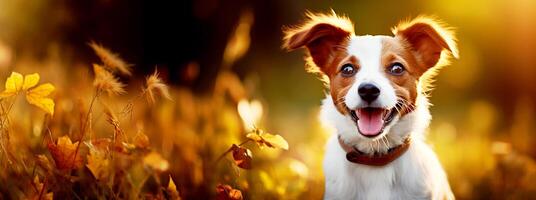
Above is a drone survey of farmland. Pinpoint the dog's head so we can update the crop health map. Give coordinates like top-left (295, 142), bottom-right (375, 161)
top-left (283, 11), bottom-right (457, 152)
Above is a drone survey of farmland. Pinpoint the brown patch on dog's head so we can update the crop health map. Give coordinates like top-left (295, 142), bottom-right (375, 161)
top-left (283, 11), bottom-right (355, 84)
top-left (283, 11), bottom-right (357, 114)
top-left (392, 16), bottom-right (458, 94)
top-left (328, 55), bottom-right (361, 114)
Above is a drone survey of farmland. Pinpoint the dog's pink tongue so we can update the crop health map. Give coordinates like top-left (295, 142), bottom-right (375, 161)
top-left (357, 109), bottom-right (384, 136)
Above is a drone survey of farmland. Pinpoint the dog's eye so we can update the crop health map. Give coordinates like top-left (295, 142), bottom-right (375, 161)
top-left (388, 63), bottom-right (405, 75)
top-left (340, 64), bottom-right (356, 77)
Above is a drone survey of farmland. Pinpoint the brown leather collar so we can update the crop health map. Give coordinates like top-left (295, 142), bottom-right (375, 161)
top-left (338, 136), bottom-right (411, 166)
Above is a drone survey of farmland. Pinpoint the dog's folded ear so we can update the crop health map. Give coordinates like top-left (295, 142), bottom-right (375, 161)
top-left (393, 16), bottom-right (458, 71)
top-left (283, 11), bottom-right (354, 71)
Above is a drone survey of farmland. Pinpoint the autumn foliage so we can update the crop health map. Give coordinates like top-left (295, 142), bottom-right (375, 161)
top-left (0, 36), bottom-right (292, 198)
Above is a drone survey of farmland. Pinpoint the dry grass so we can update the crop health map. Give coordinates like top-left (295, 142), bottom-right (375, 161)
top-left (0, 38), bottom-right (292, 199)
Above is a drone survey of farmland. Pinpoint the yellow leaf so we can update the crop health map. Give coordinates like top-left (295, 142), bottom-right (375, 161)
top-left (0, 72), bottom-right (23, 97)
top-left (27, 83), bottom-right (54, 96)
top-left (260, 132), bottom-right (289, 150)
top-left (26, 96), bottom-right (55, 116)
top-left (247, 130), bottom-right (289, 150)
top-left (26, 83), bottom-right (55, 115)
top-left (168, 175), bottom-right (177, 192)
top-left (5, 72), bottom-right (22, 91)
top-left (167, 176), bottom-right (181, 200)
top-left (86, 148), bottom-right (110, 181)
top-left (143, 151), bottom-right (169, 171)
top-left (22, 73), bottom-right (39, 90)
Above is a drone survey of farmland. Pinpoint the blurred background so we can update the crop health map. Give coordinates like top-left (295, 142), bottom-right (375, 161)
top-left (0, 0), bottom-right (536, 199)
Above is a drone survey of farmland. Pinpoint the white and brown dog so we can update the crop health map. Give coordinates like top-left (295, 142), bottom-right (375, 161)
top-left (283, 11), bottom-right (457, 200)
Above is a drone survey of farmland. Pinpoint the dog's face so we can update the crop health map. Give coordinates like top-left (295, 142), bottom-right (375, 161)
top-left (284, 12), bottom-right (457, 144)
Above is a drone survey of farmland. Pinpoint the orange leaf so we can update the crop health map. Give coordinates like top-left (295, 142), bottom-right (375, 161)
top-left (47, 136), bottom-right (84, 170)
top-left (30, 176), bottom-right (53, 200)
top-left (228, 189), bottom-right (243, 200)
top-left (89, 138), bottom-right (112, 150)
top-left (133, 131), bottom-right (150, 149)
top-left (216, 184), bottom-right (243, 200)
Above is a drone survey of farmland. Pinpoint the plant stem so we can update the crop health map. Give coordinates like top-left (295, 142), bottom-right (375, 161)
top-left (0, 96), bottom-right (16, 127)
top-left (119, 92), bottom-right (144, 121)
top-left (37, 176), bottom-right (47, 200)
top-left (0, 96), bottom-right (17, 164)
top-left (71, 90), bottom-right (101, 168)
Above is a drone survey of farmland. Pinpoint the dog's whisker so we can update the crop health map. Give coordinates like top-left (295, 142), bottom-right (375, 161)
top-left (393, 97), bottom-right (417, 114)
top-left (379, 136), bottom-right (387, 150)
top-left (381, 136), bottom-right (388, 149)
top-left (384, 135), bottom-right (391, 147)
top-left (376, 140), bottom-right (381, 153)
top-left (374, 140), bottom-right (378, 153)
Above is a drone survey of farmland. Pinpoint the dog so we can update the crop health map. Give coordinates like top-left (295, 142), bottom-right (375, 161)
top-left (283, 11), bottom-right (457, 200)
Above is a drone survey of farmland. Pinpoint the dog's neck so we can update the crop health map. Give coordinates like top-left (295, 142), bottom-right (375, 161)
top-left (338, 135), bottom-right (411, 166)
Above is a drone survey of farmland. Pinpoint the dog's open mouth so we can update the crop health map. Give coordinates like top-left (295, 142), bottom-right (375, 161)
top-left (349, 107), bottom-right (397, 137)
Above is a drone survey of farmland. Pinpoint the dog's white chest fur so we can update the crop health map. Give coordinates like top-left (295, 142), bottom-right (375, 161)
top-left (323, 136), bottom-right (450, 200)
top-left (321, 97), bottom-right (454, 200)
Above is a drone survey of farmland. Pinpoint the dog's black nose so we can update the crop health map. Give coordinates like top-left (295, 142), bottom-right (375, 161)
top-left (358, 83), bottom-right (380, 103)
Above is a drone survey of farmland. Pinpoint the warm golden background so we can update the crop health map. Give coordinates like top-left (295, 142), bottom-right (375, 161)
top-left (0, 0), bottom-right (536, 199)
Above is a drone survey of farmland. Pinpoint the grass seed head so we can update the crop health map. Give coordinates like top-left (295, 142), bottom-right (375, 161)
top-left (93, 64), bottom-right (126, 96)
top-left (89, 41), bottom-right (132, 76)
top-left (144, 69), bottom-right (171, 104)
